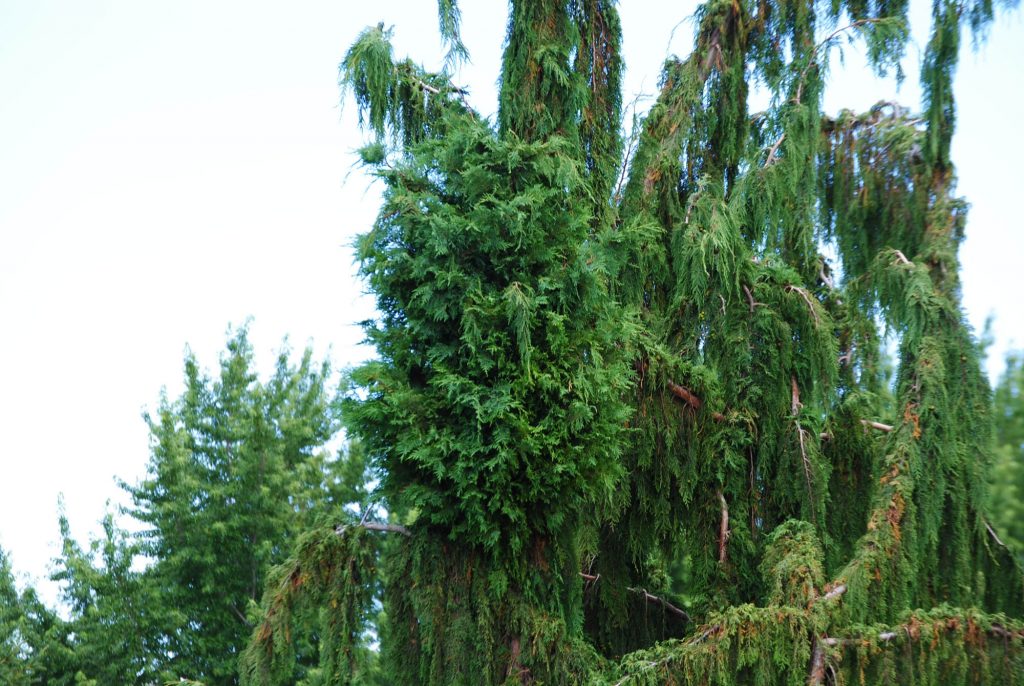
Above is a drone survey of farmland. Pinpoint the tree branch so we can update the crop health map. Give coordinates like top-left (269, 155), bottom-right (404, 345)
top-left (336, 521), bottom-right (412, 537)
top-left (785, 285), bottom-right (821, 327)
top-left (230, 603), bottom-right (253, 628)
top-left (578, 573), bottom-right (690, 622)
top-left (667, 381), bottom-right (727, 421)
top-left (627, 587), bottom-right (692, 622)
top-left (763, 133), bottom-right (785, 167)
top-left (808, 638), bottom-right (826, 686)
top-left (986, 520), bottom-right (1007, 548)
top-left (718, 490), bottom-right (730, 564)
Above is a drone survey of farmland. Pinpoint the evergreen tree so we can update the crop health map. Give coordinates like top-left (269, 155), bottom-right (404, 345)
top-left (990, 351), bottom-right (1024, 560)
top-left (118, 326), bottom-right (349, 684)
top-left (244, 2), bottom-right (1024, 684)
top-left (46, 510), bottom-right (171, 686)
top-left (0, 547), bottom-right (77, 685)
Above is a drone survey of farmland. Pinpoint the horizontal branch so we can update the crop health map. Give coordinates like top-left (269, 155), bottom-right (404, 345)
top-left (820, 421), bottom-right (893, 440)
top-left (668, 381), bottom-right (890, 437)
top-left (579, 573), bottom-right (690, 622)
top-left (336, 521), bottom-right (412, 537)
top-left (666, 381), bottom-right (727, 421)
top-left (628, 587), bottom-right (691, 623)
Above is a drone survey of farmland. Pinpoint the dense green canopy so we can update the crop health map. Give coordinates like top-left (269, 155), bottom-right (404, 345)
top-left (236, 0), bottom-right (1024, 683)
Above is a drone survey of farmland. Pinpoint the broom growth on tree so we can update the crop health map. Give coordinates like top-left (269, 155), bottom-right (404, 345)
top-left (242, 0), bottom-right (1024, 683)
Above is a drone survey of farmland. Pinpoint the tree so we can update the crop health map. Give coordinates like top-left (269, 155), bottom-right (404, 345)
top-left (0, 546), bottom-right (77, 685)
top-left (990, 351), bottom-right (1024, 560)
top-left (244, 2), bottom-right (1024, 684)
top-left (117, 326), bottom-right (349, 684)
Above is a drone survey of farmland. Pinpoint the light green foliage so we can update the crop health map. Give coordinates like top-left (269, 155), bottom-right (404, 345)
top-left (48, 511), bottom-right (171, 685)
top-left (990, 352), bottom-right (1024, 560)
top-left (115, 326), bottom-right (348, 684)
top-left (245, 0), bottom-right (1024, 683)
top-left (0, 548), bottom-right (32, 686)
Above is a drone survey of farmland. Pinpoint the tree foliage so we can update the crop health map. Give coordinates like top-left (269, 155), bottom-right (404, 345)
top-left (0, 327), bottom-right (366, 685)
top-left (244, 0), bottom-right (1024, 683)
top-left (990, 351), bottom-right (1024, 561)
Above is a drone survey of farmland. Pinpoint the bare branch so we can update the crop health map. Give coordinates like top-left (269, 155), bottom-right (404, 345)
top-left (627, 587), bottom-right (692, 622)
top-left (892, 249), bottom-right (913, 266)
top-left (808, 638), bottom-right (826, 686)
top-left (230, 604), bottom-right (253, 628)
top-left (743, 284), bottom-right (764, 313)
top-left (718, 491), bottom-right (730, 564)
top-left (986, 520), bottom-right (1008, 548)
top-left (667, 381), bottom-right (726, 421)
top-left (578, 573), bottom-right (690, 622)
top-left (821, 584), bottom-right (847, 602)
top-left (667, 381), bottom-right (703, 409)
top-left (861, 419), bottom-right (893, 433)
top-left (794, 19), bottom-right (886, 104)
top-left (796, 422), bottom-right (818, 524)
top-left (785, 285), bottom-right (821, 327)
top-left (336, 521), bottom-right (412, 537)
top-left (764, 133), bottom-right (785, 167)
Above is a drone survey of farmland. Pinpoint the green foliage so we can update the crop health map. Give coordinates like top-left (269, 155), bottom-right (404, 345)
top-left (345, 111), bottom-right (632, 562)
top-left (48, 511), bottom-right (171, 685)
top-left (251, 0), bottom-right (1024, 683)
top-left (0, 546), bottom-right (78, 685)
top-left (241, 526), bottom-right (379, 686)
top-left (990, 352), bottom-right (1024, 560)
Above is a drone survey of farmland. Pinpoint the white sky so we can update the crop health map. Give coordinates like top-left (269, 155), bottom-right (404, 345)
top-left (1, 1), bottom-right (1021, 604)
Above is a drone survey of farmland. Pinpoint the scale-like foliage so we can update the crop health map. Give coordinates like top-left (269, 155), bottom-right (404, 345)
top-left (246, 0), bottom-right (1024, 683)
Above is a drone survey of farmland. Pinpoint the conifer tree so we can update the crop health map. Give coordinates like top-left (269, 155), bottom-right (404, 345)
top-left (244, 1), bottom-right (1024, 684)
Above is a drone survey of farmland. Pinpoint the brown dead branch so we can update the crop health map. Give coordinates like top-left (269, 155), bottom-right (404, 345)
top-left (718, 490), bottom-right (730, 564)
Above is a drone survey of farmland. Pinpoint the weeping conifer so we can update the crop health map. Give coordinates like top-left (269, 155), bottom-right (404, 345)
top-left (242, 1), bottom-right (1024, 684)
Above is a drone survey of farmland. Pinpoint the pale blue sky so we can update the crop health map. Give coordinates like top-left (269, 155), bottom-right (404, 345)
top-left (1, 1), bottom-right (1021, 603)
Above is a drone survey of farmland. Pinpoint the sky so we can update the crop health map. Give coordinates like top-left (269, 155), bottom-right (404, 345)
top-left (0, 1), bottom-right (1021, 604)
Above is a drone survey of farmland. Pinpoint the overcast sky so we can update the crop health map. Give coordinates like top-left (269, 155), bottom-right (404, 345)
top-left (1, 1), bottom-right (1021, 604)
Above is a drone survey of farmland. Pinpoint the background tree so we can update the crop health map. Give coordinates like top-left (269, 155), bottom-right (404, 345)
top-left (0, 547), bottom-right (77, 685)
top-left (120, 325), bottom-right (346, 684)
top-left (46, 510), bottom-right (169, 686)
top-left (246, 0), bottom-right (1018, 682)
top-left (990, 351), bottom-right (1024, 560)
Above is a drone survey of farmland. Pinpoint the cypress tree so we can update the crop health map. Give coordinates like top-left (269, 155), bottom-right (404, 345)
top-left (243, 1), bottom-right (1024, 683)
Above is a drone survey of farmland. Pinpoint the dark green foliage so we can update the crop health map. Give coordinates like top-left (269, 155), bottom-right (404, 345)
top-left (346, 113), bottom-right (631, 559)
top-left (245, 0), bottom-right (1024, 683)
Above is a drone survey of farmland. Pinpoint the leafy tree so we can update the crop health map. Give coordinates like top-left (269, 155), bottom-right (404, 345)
top-left (0, 547), bottom-right (32, 686)
top-left (245, 2), bottom-right (1024, 684)
top-left (0, 546), bottom-right (77, 685)
top-left (45, 510), bottom-right (171, 686)
top-left (116, 326), bottom-right (348, 684)
top-left (990, 352), bottom-right (1024, 559)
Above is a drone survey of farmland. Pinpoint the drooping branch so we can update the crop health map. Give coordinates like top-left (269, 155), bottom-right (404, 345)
top-left (785, 284), bottom-right (821, 326)
top-left (794, 18), bottom-right (889, 104)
